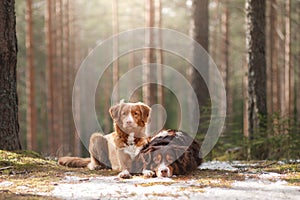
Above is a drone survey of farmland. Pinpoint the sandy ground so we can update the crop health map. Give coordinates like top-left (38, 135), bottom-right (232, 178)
top-left (50, 161), bottom-right (300, 200)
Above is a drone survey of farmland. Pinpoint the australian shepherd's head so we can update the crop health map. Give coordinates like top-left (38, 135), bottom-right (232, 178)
top-left (134, 130), bottom-right (203, 178)
top-left (109, 101), bottom-right (151, 135)
top-left (143, 145), bottom-right (187, 177)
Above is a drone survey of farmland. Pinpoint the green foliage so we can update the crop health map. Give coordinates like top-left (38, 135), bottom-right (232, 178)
top-left (211, 112), bottom-right (300, 161)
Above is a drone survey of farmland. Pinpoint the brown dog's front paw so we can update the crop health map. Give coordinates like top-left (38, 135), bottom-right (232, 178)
top-left (142, 169), bottom-right (155, 178)
top-left (118, 170), bottom-right (132, 179)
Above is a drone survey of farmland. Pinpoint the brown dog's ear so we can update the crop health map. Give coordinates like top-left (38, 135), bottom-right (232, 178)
top-left (109, 103), bottom-right (121, 121)
top-left (138, 103), bottom-right (151, 124)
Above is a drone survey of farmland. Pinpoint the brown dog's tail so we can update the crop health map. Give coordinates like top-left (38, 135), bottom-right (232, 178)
top-left (58, 156), bottom-right (91, 168)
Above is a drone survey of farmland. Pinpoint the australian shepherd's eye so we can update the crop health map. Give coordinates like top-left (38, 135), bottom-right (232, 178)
top-left (153, 154), bottom-right (162, 164)
top-left (166, 154), bottom-right (174, 164)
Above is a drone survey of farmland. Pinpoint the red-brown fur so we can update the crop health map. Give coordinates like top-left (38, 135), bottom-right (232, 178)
top-left (58, 101), bottom-right (151, 179)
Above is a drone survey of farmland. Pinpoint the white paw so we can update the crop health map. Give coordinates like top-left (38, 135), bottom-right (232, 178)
top-left (118, 170), bottom-right (132, 179)
top-left (142, 169), bottom-right (155, 178)
top-left (87, 163), bottom-right (95, 170)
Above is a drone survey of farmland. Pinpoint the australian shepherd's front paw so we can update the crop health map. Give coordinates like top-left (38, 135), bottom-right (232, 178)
top-left (118, 169), bottom-right (132, 179)
top-left (142, 169), bottom-right (155, 178)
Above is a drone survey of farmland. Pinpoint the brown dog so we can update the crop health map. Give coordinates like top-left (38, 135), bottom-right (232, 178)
top-left (58, 101), bottom-right (151, 178)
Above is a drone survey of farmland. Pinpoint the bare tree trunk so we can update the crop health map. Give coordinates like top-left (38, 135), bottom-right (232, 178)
top-left (143, 0), bottom-right (157, 106)
top-left (269, 0), bottom-right (280, 115)
top-left (221, 1), bottom-right (232, 131)
top-left (45, 0), bottom-right (55, 154)
top-left (62, 0), bottom-right (71, 154)
top-left (67, 1), bottom-right (76, 155)
top-left (191, 0), bottom-right (210, 134)
top-left (112, 0), bottom-right (119, 103)
top-left (243, 59), bottom-right (249, 158)
top-left (245, 0), bottom-right (267, 159)
top-left (144, 0), bottom-right (157, 134)
top-left (284, 0), bottom-right (292, 119)
top-left (0, 0), bottom-right (22, 150)
top-left (53, 0), bottom-right (64, 156)
top-left (210, 0), bottom-right (221, 67)
top-left (26, 0), bottom-right (37, 151)
top-left (297, 1), bottom-right (300, 123)
top-left (156, 0), bottom-right (164, 129)
top-left (72, 3), bottom-right (82, 155)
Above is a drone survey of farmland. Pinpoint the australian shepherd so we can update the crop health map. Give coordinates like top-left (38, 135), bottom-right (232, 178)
top-left (133, 129), bottom-right (203, 178)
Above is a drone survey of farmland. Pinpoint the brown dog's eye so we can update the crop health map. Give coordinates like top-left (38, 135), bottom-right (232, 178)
top-left (134, 111), bottom-right (139, 116)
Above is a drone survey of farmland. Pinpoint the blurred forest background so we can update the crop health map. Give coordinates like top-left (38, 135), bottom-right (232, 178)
top-left (13, 0), bottom-right (300, 160)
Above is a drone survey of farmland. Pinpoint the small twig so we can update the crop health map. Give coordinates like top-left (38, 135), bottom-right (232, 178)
top-left (252, 161), bottom-right (278, 169)
top-left (0, 166), bottom-right (13, 171)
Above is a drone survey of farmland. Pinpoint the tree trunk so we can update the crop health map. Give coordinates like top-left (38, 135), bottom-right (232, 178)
top-left (221, 1), bottom-right (232, 132)
top-left (45, 0), bottom-right (55, 154)
top-left (144, 0), bottom-right (157, 134)
top-left (68, 1), bottom-right (77, 155)
top-left (191, 0), bottom-right (210, 134)
top-left (53, 0), bottom-right (64, 156)
top-left (284, 0), bottom-right (292, 119)
top-left (26, 0), bottom-right (37, 151)
top-left (62, 0), bottom-right (71, 155)
top-left (245, 0), bottom-right (267, 158)
top-left (143, 0), bottom-right (157, 106)
top-left (269, 0), bottom-right (280, 115)
top-left (0, 0), bottom-right (22, 150)
top-left (112, 0), bottom-right (119, 103)
top-left (297, 1), bottom-right (300, 123)
top-left (72, 4), bottom-right (82, 155)
top-left (156, 0), bottom-right (164, 129)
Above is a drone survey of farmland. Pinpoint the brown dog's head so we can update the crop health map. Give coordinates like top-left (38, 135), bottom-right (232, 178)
top-left (109, 101), bottom-right (151, 132)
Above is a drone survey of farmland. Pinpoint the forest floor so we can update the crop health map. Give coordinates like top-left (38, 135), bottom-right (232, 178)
top-left (0, 150), bottom-right (299, 200)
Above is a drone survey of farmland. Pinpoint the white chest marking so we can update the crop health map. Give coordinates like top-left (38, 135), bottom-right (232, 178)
top-left (123, 132), bottom-right (142, 159)
top-left (127, 132), bottom-right (135, 145)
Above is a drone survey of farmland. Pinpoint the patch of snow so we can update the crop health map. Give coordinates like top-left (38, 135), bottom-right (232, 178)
top-left (258, 172), bottom-right (286, 180)
top-left (51, 162), bottom-right (300, 200)
top-left (231, 160), bottom-right (259, 167)
top-left (203, 179), bottom-right (300, 200)
top-left (63, 176), bottom-right (89, 183)
top-left (16, 185), bottom-right (29, 190)
top-left (199, 161), bottom-right (239, 172)
top-left (0, 181), bottom-right (13, 187)
top-left (52, 175), bottom-right (300, 200)
top-left (52, 176), bottom-right (179, 200)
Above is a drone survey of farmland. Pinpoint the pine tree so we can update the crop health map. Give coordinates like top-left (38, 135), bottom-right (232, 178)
top-left (245, 0), bottom-right (267, 159)
top-left (26, 0), bottom-right (37, 151)
top-left (0, 0), bottom-right (22, 150)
